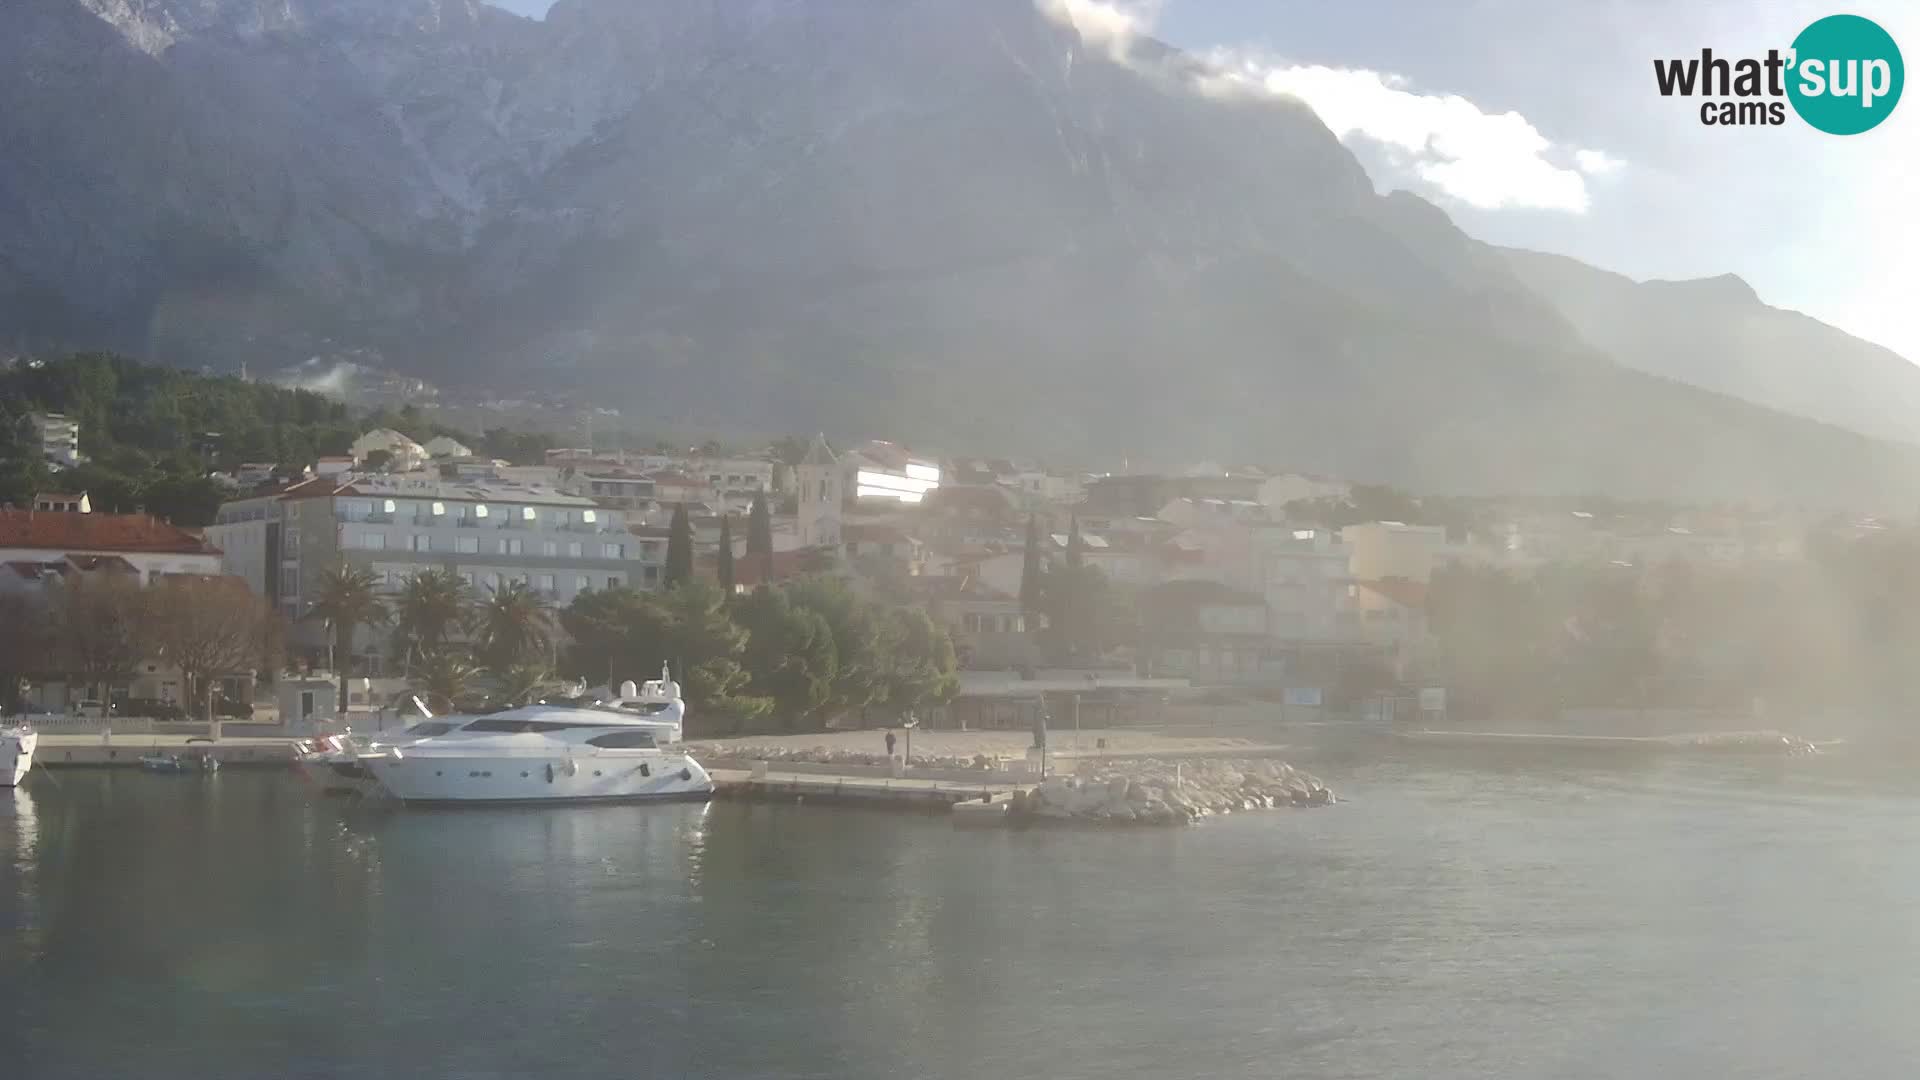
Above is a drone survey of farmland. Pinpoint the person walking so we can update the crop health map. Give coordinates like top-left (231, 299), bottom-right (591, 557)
top-left (884, 729), bottom-right (897, 759)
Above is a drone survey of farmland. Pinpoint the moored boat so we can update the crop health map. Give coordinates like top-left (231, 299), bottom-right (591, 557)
top-left (355, 676), bottom-right (708, 805)
top-left (2, 724), bottom-right (36, 787)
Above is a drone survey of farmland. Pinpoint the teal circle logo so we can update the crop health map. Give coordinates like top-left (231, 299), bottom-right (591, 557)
top-left (1787, 14), bottom-right (1903, 134)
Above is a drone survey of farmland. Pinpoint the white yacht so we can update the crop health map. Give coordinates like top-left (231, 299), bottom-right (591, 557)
top-left (2, 724), bottom-right (37, 787)
top-left (354, 673), bottom-right (710, 805)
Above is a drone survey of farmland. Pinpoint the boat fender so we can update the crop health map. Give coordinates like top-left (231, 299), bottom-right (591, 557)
top-left (545, 763), bottom-right (555, 784)
top-left (680, 768), bottom-right (692, 781)
top-left (562, 759), bottom-right (578, 778)
top-left (639, 763), bottom-right (650, 778)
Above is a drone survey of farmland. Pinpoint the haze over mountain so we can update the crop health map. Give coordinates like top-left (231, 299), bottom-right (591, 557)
top-left (1502, 248), bottom-right (1920, 447)
top-left (3, 0), bottom-right (1918, 504)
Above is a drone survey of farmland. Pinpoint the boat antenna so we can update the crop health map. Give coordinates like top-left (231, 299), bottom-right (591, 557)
top-left (411, 695), bottom-right (434, 720)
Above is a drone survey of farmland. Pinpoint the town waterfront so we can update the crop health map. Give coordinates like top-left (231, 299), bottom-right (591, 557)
top-left (8, 755), bottom-right (1920, 1079)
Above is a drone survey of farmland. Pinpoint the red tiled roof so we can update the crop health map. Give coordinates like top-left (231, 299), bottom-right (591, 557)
top-left (1357, 578), bottom-right (1428, 609)
top-left (0, 509), bottom-right (220, 556)
top-left (65, 554), bottom-right (139, 574)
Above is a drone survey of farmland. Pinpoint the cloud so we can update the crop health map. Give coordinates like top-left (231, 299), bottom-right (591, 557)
top-left (1200, 53), bottom-right (1622, 214)
top-left (1574, 148), bottom-right (1626, 176)
top-left (1037, 0), bottom-right (1162, 58)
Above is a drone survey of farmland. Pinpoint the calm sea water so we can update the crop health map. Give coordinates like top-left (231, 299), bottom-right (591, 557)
top-left (7, 752), bottom-right (1920, 1079)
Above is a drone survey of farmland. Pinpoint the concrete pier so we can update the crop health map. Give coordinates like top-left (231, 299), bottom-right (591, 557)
top-left (709, 767), bottom-right (1023, 809)
top-left (34, 735), bottom-right (301, 768)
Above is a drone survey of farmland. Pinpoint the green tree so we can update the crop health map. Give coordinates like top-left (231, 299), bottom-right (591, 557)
top-left (665, 503), bottom-right (694, 587)
top-left (494, 660), bottom-right (557, 708)
top-left (879, 607), bottom-right (959, 719)
top-left (391, 568), bottom-right (471, 671)
top-left (785, 577), bottom-right (889, 718)
top-left (473, 581), bottom-right (555, 672)
top-left (305, 564), bottom-right (390, 719)
top-left (1065, 514), bottom-right (1084, 570)
top-left (736, 586), bottom-right (837, 729)
top-left (747, 490), bottom-right (774, 556)
top-left (1019, 514), bottom-right (1044, 616)
top-left (717, 514), bottom-right (736, 594)
top-left (411, 648), bottom-right (482, 713)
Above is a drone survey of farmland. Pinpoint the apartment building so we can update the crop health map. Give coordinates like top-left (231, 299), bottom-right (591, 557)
top-left (209, 473), bottom-right (664, 668)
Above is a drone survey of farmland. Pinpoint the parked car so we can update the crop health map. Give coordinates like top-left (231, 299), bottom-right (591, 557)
top-left (74, 699), bottom-right (118, 719)
top-left (213, 694), bottom-right (254, 719)
top-left (121, 698), bottom-right (188, 722)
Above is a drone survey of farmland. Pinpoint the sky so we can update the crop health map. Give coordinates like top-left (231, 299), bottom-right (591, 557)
top-left (488, 0), bottom-right (1919, 362)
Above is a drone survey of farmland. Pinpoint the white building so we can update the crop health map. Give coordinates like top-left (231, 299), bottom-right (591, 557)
top-left (208, 473), bottom-right (663, 671)
top-left (1257, 472), bottom-right (1350, 512)
top-left (32, 492), bottom-right (90, 513)
top-left (0, 508), bottom-right (223, 586)
top-left (350, 428), bottom-right (428, 471)
top-left (846, 441), bottom-right (941, 505)
top-left (23, 412), bottom-right (82, 469)
top-left (1344, 521), bottom-right (1447, 584)
top-left (424, 435), bottom-right (474, 459)
top-left (796, 435), bottom-right (844, 549)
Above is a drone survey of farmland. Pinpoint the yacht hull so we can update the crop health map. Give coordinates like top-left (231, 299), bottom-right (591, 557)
top-left (2, 731), bottom-right (34, 787)
top-left (363, 750), bottom-right (713, 805)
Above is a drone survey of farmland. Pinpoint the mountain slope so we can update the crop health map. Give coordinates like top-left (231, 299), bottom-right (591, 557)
top-left (2, 0), bottom-right (1918, 504)
top-left (1503, 247), bottom-right (1920, 445)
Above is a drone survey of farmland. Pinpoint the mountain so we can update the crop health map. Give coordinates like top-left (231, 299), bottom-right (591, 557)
top-left (1503, 248), bottom-right (1920, 446)
top-left (4, 0), bottom-right (1920, 504)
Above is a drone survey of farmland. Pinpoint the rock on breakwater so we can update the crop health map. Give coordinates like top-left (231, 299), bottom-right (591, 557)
top-left (1011, 758), bottom-right (1333, 826)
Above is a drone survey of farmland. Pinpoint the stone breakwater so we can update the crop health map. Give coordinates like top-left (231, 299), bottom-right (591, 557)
top-left (1012, 758), bottom-right (1333, 826)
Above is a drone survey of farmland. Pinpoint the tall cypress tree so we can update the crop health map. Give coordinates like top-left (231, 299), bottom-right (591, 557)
top-left (717, 514), bottom-right (736, 595)
top-left (1066, 514), bottom-right (1085, 570)
top-left (665, 503), bottom-right (694, 588)
top-left (747, 490), bottom-right (774, 557)
top-left (1019, 514), bottom-right (1043, 615)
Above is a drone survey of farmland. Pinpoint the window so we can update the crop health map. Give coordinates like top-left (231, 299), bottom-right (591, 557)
top-left (485, 573), bottom-right (501, 592)
top-left (456, 536), bottom-right (479, 554)
top-left (537, 573), bottom-right (555, 592)
top-left (522, 506), bottom-right (537, 522)
top-left (581, 509), bottom-right (597, 525)
top-left (603, 542), bottom-right (624, 559)
top-left (474, 504), bottom-right (489, 519)
top-left (642, 566), bottom-right (659, 585)
top-left (568, 542), bottom-right (583, 558)
top-left (279, 567), bottom-right (299, 597)
top-left (358, 531), bottom-right (386, 551)
top-left (284, 530), bottom-right (301, 555)
top-left (461, 718), bottom-right (600, 733)
top-left (430, 501), bottom-right (446, 517)
top-left (586, 731), bottom-right (658, 749)
top-left (402, 722), bottom-right (456, 737)
top-left (411, 534), bottom-right (431, 553)
top-left (576, 575), bottom-right (591, 592)
top-left (459, 571), bottom-right (475, 587)
top-left (502, 538), bottom-right (523, 555)
top-left (543, 540), bottom-right (559, 557)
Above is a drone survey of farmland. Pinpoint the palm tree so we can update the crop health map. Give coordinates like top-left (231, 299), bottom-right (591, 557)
top-left (411, 648), bottom-right (481, 714)
top-left (392, 568), bottom-right (471, 672)
top-left (306, 564), bottom-right (389, 721)
top-left (473, 581), bottom-right (555, 673)
top-left (494, 661), bottom-right (557, 708)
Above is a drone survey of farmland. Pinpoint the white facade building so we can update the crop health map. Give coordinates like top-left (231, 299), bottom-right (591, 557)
top-left (24, 412), bottom-right (82, 469)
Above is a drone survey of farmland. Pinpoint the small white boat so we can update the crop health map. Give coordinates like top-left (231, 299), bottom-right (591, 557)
top-left (2, 724), bottom-right (36, 787)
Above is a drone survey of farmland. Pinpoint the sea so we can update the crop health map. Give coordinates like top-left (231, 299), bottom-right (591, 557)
top-left (6, 748), bottom-right (1920, 1079)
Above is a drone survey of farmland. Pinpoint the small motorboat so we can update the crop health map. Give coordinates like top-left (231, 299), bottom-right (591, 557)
top-left (142, 752), bottom-right (218, 774)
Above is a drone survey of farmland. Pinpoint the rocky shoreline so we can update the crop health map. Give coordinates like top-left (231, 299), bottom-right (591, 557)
top-left (1012, 758), bottom-right (1333, 826)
